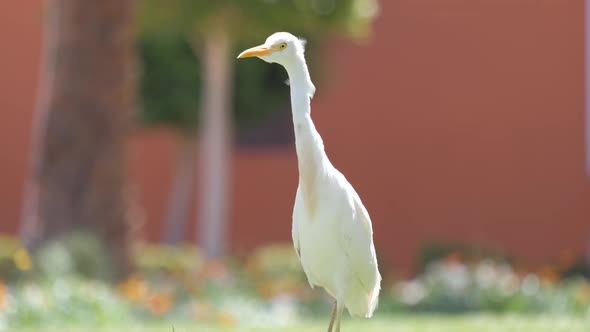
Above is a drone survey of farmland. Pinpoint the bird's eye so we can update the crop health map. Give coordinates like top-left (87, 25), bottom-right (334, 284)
top-left (279, 43), bottom-right (287, 50)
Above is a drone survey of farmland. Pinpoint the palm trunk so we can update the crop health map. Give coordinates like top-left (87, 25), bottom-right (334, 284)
top-left (164, 134), bottom-right (197, 244)
top-left (20, 0), bottom-right (58, 244)
top-left (196, 24), bottom-right (233, 259)
top-left (586, 0), bottom-right (590, 177)
top-left (21, 0), bottom-right (137, 279)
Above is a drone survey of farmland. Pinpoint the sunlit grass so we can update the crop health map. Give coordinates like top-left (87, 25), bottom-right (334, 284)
top-left (14, 315), bottom-right (590, 332)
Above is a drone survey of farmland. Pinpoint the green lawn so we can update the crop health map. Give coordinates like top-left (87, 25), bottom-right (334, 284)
top-left (16, 315), bottom-right (590, 332)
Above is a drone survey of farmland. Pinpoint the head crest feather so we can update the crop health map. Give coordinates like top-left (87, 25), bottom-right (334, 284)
top-left (298, 38), bottom-right (308, 52)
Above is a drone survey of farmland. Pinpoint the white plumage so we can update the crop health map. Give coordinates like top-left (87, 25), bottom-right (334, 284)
top-left (238, 32), bottom-right (381, 332)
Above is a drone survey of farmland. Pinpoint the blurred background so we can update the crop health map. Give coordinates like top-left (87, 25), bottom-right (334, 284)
top-left (1, 0), bottom-right (589, 331)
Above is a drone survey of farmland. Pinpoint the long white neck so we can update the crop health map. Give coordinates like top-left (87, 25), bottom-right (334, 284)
top-left (284, 57), bottom-right (331, 213)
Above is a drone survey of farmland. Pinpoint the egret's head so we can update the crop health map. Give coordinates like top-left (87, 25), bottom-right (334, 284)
top-left (237, 32), bottom-right (306, 66)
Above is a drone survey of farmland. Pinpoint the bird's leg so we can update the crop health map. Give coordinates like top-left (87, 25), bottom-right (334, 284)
top-left (326, 301), bottom-right (337, 332)
top-left (335, 301), bottom-right (344, 332)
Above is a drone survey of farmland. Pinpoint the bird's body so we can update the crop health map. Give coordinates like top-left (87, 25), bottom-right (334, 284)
top-left (293, 171), bottom-right (380, 318)
top-left (238, 32), bottom-right (381, 331)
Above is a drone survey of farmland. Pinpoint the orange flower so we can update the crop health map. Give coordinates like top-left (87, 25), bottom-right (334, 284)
top-left (147, 292), bottom-right (173, 316)
top-left (444, 252), bottom-right (463, 264)
top-left (538, 265), bottom-right (560, 285)
top-left (0, 280), bottom-right (6, 311)
top-left (556, 249), bottom-right (577, 271)
top-left (117, 275), bottom-right (148, 303)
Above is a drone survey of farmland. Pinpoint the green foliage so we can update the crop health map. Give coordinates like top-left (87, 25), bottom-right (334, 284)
top-left (136, 0), bottom-right (379, 132)
top-left (391, 259), bottom-right (590, 315)
top-left (134, 243), bottom-right (202, 274)
top-left (0, 235), bottom-right (28, 282)
top-left (138, 33), bottom-right (291, 132)
top-left (139, 0), bottom-right (379, 41)
top-left (3, 279), bottom-right (132, 328)
top-left (232, 49), bottom-right (290, 126)
top-left (416, 242), bottom-right (510, 273)
top-left (34, 232), bottom-right (114, 281)
top-left (138, 33), bottom-right (201, 133)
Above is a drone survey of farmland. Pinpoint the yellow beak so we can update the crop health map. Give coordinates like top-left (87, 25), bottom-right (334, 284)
top-left (237, 44), bottom-right (273, 59)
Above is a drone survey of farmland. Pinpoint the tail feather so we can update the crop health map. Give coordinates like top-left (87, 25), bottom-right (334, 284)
top-left (345, 271), bottom-right (381, 318)
top-left (365, 273), bottom-right (381, 318)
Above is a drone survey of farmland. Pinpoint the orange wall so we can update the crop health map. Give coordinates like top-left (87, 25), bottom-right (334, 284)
top-left (0, 1), bottom-right (42, 235)
top-left (310, 0), bottom-right (590, 272)
top-left (3, 1), bottom-right (590, 274)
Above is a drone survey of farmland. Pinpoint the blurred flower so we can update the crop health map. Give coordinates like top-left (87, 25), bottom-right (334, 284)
top-left (556, 249), bottom-right (577, 271)
top-left (498, 270), bottom-right (520, 296)
top-left (432, 261), bottom-right (470, 291)
top-left (245, 244), bottom-right (302, 279)
top-left (199, 260), bottom-right (231, 282)
top-left (521, 274), bottom-right (540, 296)
top-left (574, 282), bottom-right (590, 306)
top-left (256, 278), bottom-right (302, 300)
top-left (134, 243), bottom-right (203, 275)
top-left (397, 279), bottom-right (426, 306)
top-left (474, 260), bottom-right (499, 289)
top-left (0, 280), bottom-right (6, 311)
top-left (117, 274), bottom-right (148, 303)
top-left (23, 284), bottom-right (50, 310)
top-left (216, 310), bottom-right (237, 328)
top-left (190, 301), bottom-right (215, 322)
top-left (444, 251), bottom-right (464, 264)
top-left (147, 292), bottom-right (173, 316)
top-left (269, 294), bottom-right (298, 322)
top-left (538, 265), bottom-right (560, 286)
top-left (13, 248), bottom-right (32, 271)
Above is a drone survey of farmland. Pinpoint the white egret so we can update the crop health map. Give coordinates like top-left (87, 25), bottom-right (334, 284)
top-left (238, 32), bottom-right (381, 332)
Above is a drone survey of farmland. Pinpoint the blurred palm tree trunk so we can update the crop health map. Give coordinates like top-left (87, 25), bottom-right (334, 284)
top-left (195, 23), bottom-right (233, 259)
top-left (21, 0), bottom-right (137, 278)
top-left (164, 134), bottom-right (197, 244)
